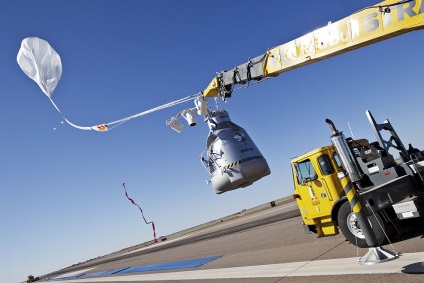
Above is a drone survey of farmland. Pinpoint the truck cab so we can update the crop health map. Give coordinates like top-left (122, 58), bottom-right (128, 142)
top-left (292, 145), bottom-right (344, 236)
top-left (291, 111), bottom-right (424, 247)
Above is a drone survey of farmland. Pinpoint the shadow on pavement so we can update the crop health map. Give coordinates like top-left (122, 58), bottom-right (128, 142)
top-left (401, 262), bottom-right (424, 274)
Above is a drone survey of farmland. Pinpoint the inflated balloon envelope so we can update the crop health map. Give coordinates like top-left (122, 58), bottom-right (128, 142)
top-left (17, 37), bottom-right (62, 98)
top-left (17, 37), bottom-right (93, 131)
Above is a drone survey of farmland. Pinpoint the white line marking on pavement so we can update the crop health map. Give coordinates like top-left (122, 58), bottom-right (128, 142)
top-left (48, 251), bottom-right (424, 282)
top-left (50, 267), bottom-right (96, 279)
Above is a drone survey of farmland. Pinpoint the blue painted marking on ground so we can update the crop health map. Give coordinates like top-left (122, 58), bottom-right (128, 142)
top-left (118, 256), bottom-right (222, 274)
top-left (48, 255), bottom-right (222, 280)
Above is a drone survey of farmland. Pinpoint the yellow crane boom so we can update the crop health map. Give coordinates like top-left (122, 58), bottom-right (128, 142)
top-left (203, 0), bottom-right (424, 98)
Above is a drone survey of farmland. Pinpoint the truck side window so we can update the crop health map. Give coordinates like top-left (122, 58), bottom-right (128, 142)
top-left (294, 159), bottom-right (317, 185)
top-left (333, 153), bottom-right (343, 169)
top-left (318, 155), bottom-right (334, 176)
top-left (352, 148), bottom-right (361, 157)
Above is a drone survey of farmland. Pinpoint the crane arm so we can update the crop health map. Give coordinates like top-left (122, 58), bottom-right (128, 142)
top-left (203, 0), bottom-right (424, 98)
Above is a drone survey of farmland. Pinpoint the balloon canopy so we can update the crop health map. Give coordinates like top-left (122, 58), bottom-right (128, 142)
top-left (17, 37), bottom-right (62, 98)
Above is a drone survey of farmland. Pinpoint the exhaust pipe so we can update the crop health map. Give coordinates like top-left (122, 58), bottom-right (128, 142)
top-left (325, 119), bottom-right (338, 135)
top-left (326, 119), bottom-right (362, 183)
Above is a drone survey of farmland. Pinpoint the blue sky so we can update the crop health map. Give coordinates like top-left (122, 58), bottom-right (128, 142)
top-left (2, 1), bottom-right (424, 282)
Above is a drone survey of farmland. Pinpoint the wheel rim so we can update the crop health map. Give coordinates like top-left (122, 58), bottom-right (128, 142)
top-left (347, 212), bottom-right (365, 239)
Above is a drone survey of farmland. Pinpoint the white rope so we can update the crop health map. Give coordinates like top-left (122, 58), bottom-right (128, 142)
top-left (365, 200), bottom-right (397, 252)
top-left (49, 93), bottom-right (200, 132)
top-left (46, 75), bottom-right (267, 132)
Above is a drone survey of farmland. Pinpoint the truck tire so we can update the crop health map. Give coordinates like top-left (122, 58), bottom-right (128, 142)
top-left (308, 225), bottom-right (317, 234)
top-left (337, 201), bottom-right (388, 248)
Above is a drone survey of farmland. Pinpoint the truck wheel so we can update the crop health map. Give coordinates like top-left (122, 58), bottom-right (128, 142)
top-left (337, 201), bottom-right (388, 248)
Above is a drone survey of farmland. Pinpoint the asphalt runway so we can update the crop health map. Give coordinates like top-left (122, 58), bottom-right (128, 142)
top-left (42, 200), bottom-right (424, 283)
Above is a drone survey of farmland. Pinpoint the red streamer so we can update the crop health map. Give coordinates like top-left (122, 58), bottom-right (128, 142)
top-left (122, 183), bottom-right (157, 243)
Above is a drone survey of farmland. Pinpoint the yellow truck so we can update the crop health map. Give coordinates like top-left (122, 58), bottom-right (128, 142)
top-left (292, 110), bottom-right (424, 247)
